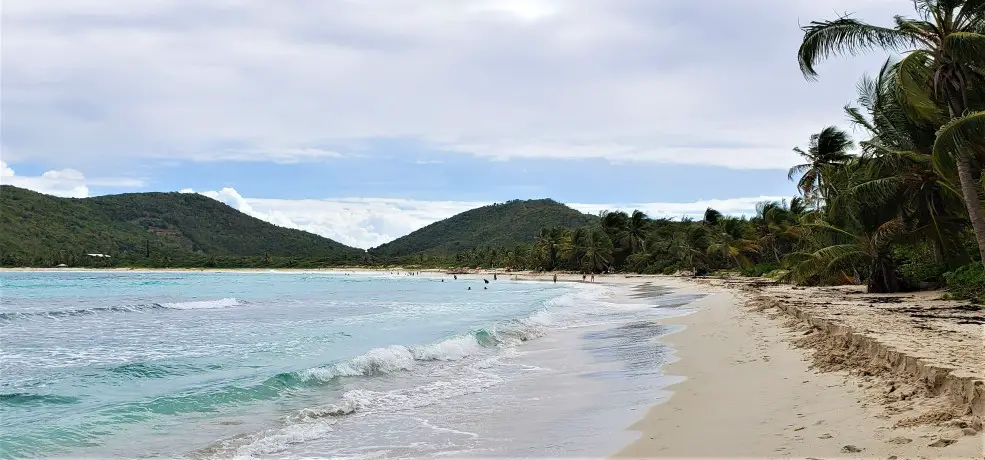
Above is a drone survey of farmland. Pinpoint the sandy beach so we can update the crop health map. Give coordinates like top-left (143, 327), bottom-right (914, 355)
top-left (615, 276), bottom-right (984, 459)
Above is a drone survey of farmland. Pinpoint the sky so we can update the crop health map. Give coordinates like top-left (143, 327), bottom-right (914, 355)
top-left (1, 0), bottom-right (904, 249)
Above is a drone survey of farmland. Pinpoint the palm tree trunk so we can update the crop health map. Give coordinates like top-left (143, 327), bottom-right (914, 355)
top-left (943, 77), bottom-right (985, 266)
top-left (955, 154), bottom-right (985, 264)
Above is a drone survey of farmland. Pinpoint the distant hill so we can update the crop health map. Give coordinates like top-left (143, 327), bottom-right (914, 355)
top-left (369, 199), bottom-right (598, 259)
top-left (0, 186), bottom-right (365, 267)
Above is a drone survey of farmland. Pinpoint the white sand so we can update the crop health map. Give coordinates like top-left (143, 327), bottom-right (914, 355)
top-left (614, 278), bottom-right (983, 459)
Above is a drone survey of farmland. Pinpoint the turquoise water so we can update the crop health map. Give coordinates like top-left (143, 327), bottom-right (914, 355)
top-left (0, 271), bottom-right (695, 458)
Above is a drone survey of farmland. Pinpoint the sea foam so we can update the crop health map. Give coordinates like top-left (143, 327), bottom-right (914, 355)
top-left (159, 298), bottom-right (241, 310)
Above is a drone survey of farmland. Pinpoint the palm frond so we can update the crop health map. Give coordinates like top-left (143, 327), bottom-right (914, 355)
top-left (798, 17), bottom-right (918, 79)
top-left (896, 50), bottom-right (944, 122)
top-left (933, 111), bottom-right (985, 176)
top-left (943, 31), bottom-right (985, 67)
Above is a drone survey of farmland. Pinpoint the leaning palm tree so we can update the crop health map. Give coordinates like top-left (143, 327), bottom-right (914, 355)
top-left (787, 127), bottom-right (854, 203)
top-left (797, 0), bottom-right (985, 263)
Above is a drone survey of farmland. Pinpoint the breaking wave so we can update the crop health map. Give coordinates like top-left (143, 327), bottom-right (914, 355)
top-left (0, 298), bottom-right (243, 321)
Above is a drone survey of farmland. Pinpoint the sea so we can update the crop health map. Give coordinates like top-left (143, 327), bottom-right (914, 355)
top-left (0, 271), bottom-right (699, 459)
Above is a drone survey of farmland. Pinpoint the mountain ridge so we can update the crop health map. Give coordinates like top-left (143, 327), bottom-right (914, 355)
top-left (369, 198), bottom-right (598, 260)
top-left (0, 185), bottom-right (366, 267)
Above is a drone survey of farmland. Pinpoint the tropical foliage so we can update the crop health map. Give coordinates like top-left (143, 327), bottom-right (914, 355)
top-left (4, 1), bottom-right (983, 300)
top-left (369, 199), bottom-right (597, 262)
top-left (449, 0), bottom-right (985, 299)
top-left (0, 185), bottom-right (367, 268)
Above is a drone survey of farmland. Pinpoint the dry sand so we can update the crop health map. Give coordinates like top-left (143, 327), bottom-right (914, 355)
top-left (614, 276), bottom-right (983, 459)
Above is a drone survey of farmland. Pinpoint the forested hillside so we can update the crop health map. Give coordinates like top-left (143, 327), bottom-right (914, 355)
top-left (0, 186), bottom-right (366, 267)
top-left (369, 199), bottom-right (598, 261)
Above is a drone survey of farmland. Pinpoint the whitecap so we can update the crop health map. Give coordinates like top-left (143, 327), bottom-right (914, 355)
top-left (159, 298), bottom-right (241, 310)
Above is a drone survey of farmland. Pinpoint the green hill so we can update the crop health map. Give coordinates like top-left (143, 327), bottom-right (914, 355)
top-left (0, 185), bottom-right (366, 267)
top-left (369, 199), bottom-right (597, 260)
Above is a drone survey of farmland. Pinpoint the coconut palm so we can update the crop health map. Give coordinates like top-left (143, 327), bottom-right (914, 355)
top-left (706, 216), bottom-right (759, 269)
top-left (843, 60), bottom-right (971, 265)
top-left (797, 0), bottom-right (985, 263)
top-left (787, 127), bottom-right (854, 203)
top-left (576, 229), bottom-right (614, 273)
top-left (534, 226), bottom-right (569, 271)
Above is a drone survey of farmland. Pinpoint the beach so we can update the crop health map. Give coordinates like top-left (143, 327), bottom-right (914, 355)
top-left (2, 268), bottom-right (982, 458)
top-left (615, 276), bottom-right (984, 459)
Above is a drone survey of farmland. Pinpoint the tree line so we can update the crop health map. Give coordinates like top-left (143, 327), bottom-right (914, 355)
top-left (453, 1), bottom-right (985, 300)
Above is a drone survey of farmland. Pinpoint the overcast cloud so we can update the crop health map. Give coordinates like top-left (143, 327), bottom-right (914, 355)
top-left (3, 0), bottom-right (898, 169)
top-left (2, 0), bottom-right (905, 247)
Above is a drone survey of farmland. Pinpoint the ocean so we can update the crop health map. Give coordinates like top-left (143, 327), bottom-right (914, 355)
top-left (0, 271), bottom-right (698, 459)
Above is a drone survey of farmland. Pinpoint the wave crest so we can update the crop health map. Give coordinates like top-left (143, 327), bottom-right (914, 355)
top-left (0, 298), bottom-right (243, 321)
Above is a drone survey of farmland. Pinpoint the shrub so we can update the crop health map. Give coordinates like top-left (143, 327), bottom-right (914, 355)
top-left (944, 263), bottom-right (985, 303)
top-left (893, 244), bottom-right (947, 287)
top-left (901, 262), bottom-right (947, 286)
top-left (741, 262), bottom-right (780, 277)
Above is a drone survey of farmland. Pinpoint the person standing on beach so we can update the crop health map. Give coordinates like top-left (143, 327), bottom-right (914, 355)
top-left (553, 274), bottom-right (557, 283)
top-left (590, 274), bottom-right (595, 283)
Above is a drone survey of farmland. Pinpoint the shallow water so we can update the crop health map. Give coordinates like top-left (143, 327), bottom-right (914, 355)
top-left (0, 272), bottom-right (698, 458)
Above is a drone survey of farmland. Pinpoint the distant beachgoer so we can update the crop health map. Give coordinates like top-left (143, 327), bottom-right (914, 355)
top-left (468, 286), bottom-right (471, 290)
top-left (582, 274), bottom-right (586, 281)
top-left (553, 274), bottom-right (557, 283)
top-left (454, 275), bottom-right (458, 280)
top-left (483, 279), bottom-right (489, 284)
top-left (484, 286), bottom-right (487, 290)
top-left (493, 273), bottom-right (497, 281)
top-left (591, 274), bottom-right (595, 283)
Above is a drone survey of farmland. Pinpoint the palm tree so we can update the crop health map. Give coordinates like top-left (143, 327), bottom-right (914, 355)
top-left (755, 199), bottom-right (807, 263)
top-left (788, 127), bottom-right (854, 203)
top-left (707, 216), bottom-right (759, 269)
top-left (797, 0), bottom-right (985, 263)
top-left (624, 210), bottom-right (650, 254)
top-left (844, 61), bottom-right (971, 265)
top-left (535, 227), bottom-right (569, 271)
top-left (577, 229), bottom-right (614, 273)
top-left (703, 208), bottom-right (723, 226)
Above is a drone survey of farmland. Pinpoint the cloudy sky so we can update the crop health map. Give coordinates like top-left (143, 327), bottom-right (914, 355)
top-left (2, 0), bottom-right (901, 248)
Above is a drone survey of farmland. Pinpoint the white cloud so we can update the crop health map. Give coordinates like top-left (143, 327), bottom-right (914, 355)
top-left (570, 196), bottom-right (789, 220)
top-left (184, 187), bottom-right (485, 249)
top-left (1, 160), bottom-right (89, 198)
top-left (0, 160), bottom-right (146, 197)
top-left (3, 0), bottom-right (901, 169)
top-left (185, 187), bottom-right (788, 248)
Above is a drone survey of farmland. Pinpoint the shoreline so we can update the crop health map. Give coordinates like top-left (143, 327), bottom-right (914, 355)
top-left (615, 276), bottom-right (983, 459)
top-left (5, 268), bottom-right (982, 457)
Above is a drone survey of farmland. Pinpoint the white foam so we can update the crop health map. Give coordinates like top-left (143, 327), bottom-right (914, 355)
top-left (410, 335), bottom-right (483, 361)
top-left (159, 298), bottom-right (240, 310)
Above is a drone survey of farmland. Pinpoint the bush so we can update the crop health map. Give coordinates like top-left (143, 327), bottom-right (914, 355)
top-left (902, 262), bottom-right (947, 286)
top-left (944, 263), bottom-right (985, 303)
top-left (741, 262), bottom-right (780, 277)
top-left (893, 244), bottom-right (947, 287)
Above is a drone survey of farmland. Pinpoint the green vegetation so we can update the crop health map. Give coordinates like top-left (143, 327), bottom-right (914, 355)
top-left (368, 199), bottom-right (597, 262)
top-left (0, 185), bottom-right (367, 267)
top-left (3, 1), bottom-right (982, 303)
top-left (944, 264), bottom-right (985, 303)
top-left (438, 0), bottom-right (985, 301)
